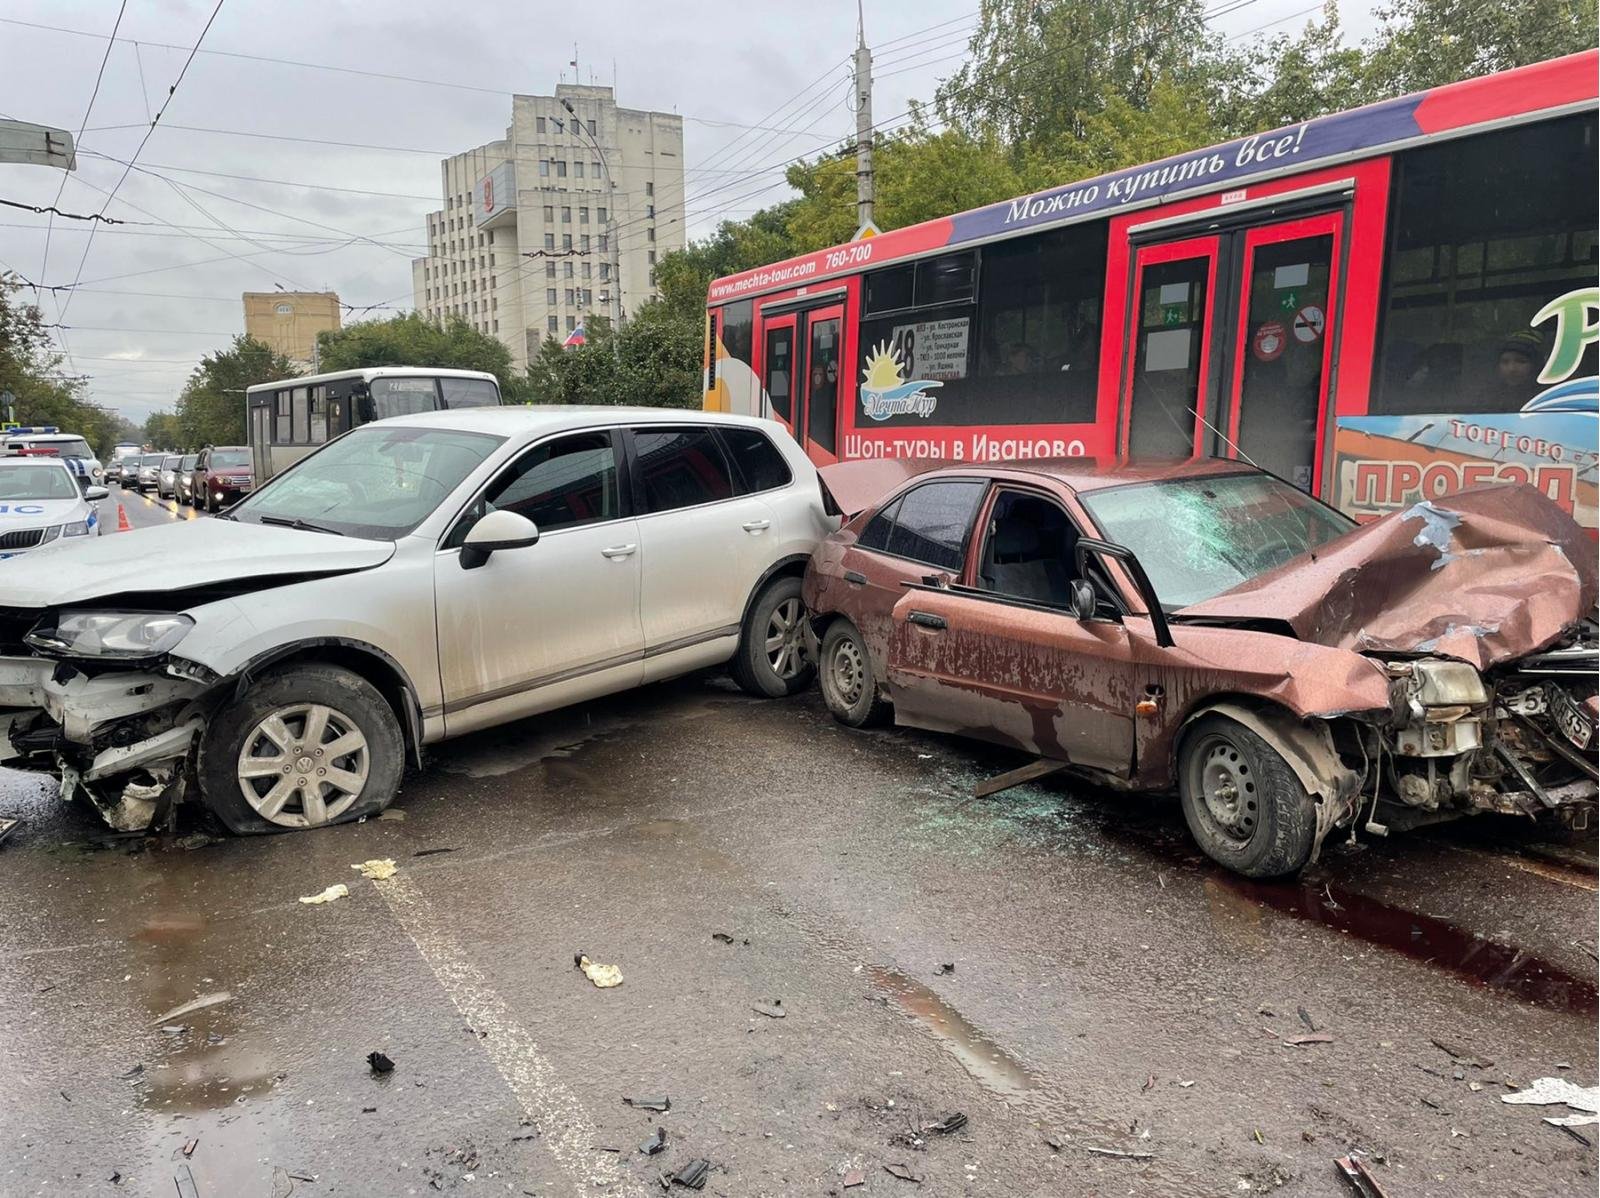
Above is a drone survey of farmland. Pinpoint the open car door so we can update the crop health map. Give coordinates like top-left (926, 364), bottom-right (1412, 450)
top-left (883, 585), bottom-right (1138, 776)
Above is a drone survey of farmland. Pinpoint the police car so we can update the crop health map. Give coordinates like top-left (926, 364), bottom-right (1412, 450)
top-left (2, 426), bottom-right (106, 489)
top-left (0, 458), bottom-right (108, 559)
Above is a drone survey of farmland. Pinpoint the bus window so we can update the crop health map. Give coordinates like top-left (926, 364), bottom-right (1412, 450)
top-left (371, 377), bottom-right (443, 418)
top-left (974, 222), bottom-right (1106, 425)
top-left (440, 376), bottom-right (501, 408)
top-left (864, 264), bottom-right (914, 314)
top-left (291, 387), bottom-right (311, 442)
top-left (309, 385), bottom-right (329, 444)
top-left (274, 390), bottom-right (292, 442)
top-left (915, 252), bottom-right (976, 306)
top-left (1373, 112), bottom-right (1598, 417)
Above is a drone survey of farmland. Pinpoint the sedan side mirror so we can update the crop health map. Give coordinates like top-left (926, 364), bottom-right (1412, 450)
top-left (84, 485), bottom-right (109, 501)
top-left (1067, 578), bottom-right (1096, 621)
top-left (460, 509), bottom-right (539, 570)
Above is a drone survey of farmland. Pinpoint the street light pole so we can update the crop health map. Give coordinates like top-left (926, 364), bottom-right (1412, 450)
top-left (562, 99), bottom-right (623, 358)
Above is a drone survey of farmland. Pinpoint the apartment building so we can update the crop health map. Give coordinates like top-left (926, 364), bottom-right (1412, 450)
top-left (411, 84), bottom-right (686, 369)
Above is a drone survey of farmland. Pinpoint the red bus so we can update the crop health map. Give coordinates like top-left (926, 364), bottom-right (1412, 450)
top-left (703, 51), bottom-right (1598, 530)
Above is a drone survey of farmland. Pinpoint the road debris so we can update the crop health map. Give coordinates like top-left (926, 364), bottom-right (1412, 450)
top-left (1285, 1033), bottom-right (1335, 1047)
top-left (413, 847), bottom-right (460, 857)
top-left (1431, 1038), bottom-right (1492, 1068)
top-left (152, 992), bottom-right (232, 1025)
top-left (118, 1064), bottom-right (144, 1081)
top-left (751, 998), bottom-right (786, 1018)
top-left (884, 1162), bottom-right (924, 1182)
top-left (181, 1137), bottom-right (198, 1158)
top-left (624, 1095), bottom-right (671, 1112)
top-left (377, 808), bottom-right (406, 821)
top-left (351, 858), bottom-right (397, 881)
top-left (1141, 1074), bottom-right (1157, 1092)
top-left (1085, 1146), bottom-right (1154, 1160)
top-left (174, 1163), bottom-right (200, 1198)
top-left (298, 883), bottom-right (349, 906)
top-left (158, 1024), bottom-right (188, 1036)
top-left (574, 952), bottom-right (623, 988)
top-left (935, 963), bottom-right (955, 975)
top-left (669, 1159), bottom-right (710, 1189)
top-left (1333, 1153), bottom-right (1390, 1197)
top-left (842, 1169), bottom-right (865, 1187)
top-left (640, 1127), bottom-right (668, 1155)
top-left (710, 932), bottom-right (749, 945)
top-left (367, 1051), bottom-right (395, 1074)
top-left (923, 1112), bottom-right (967, 1135)
top-left (1501, 1076), bottom-right (1600, 1130)
top-left (1297, 1006), bottom-right (1317, 1032)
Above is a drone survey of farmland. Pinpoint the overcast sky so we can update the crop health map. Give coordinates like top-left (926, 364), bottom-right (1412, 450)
top-left (0, 0), bottom-right (1363, 423)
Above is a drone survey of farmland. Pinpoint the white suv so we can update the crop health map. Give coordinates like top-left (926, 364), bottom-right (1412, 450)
top-left (0, 408), bottom-right (833, 833)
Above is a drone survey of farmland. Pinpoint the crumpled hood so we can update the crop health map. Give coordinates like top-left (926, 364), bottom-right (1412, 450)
top-left (1178, 483), bottom-right (1598, 670)
top-left (0, 519), bottom-right (394, 608)
top-left (818, 458), bottom-right (945, 518)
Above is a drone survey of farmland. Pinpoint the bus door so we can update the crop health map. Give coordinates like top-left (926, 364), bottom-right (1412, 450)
top-left (760, 302), bottom-right (845, 464)
top-left (1121, 211), bottom-right (1347, 492)
top-left (1121, 235), bottom-right (1222, 459)
top-left (1221, 213), bottom-right (1343, 491)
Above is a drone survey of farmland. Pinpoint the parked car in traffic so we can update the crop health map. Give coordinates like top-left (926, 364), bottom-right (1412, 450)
top-left (0, 408), bottom-right (834, 836)
top-left (2, 427), bottom-right (105, 491)
top-left (0, 458), bottom-right (107, 558)
top-left (114, 458), bottom-right (140, 486)
top-left (802, 459), bottom-right (1597, 878)
top-left (191, 445), bottom-right (254, 512)
top-left (175, 454), bottom-right (201, 506)
top-left (156, 454), bottom-right (183, 499)
top-left (136, 453), bottom-right (164, 492)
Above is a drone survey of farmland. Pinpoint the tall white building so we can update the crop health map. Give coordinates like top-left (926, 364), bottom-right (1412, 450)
top-left (412, 84), bottom-right (685, 369)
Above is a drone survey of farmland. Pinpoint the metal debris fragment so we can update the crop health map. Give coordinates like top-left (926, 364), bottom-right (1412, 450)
top-left (1333, 1153), bottom-right (1390, 1197)
top-left (670, 1158), bottom-right (710, 1189)
top-left (639, 1127), bottom-right (668, 1156)
top-left (153, 992), bottom-right (232, 1025)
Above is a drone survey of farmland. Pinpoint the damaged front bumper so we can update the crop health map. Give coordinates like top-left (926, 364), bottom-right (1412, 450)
top-left (0, 656), bottom-right (212, 831)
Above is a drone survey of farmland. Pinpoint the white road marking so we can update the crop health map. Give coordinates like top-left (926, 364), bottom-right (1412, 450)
top-left (372, 872), bottom-right (647, 1197)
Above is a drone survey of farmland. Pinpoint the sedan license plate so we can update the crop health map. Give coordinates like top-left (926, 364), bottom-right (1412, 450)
top-left (1547, 683), bottom-right (1594, 751)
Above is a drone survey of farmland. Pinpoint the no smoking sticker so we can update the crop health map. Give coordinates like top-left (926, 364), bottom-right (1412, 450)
top-left (1252, 321), bottom-right (1286, 362)
top-left (1293, 305), bottom-right (1325, 343)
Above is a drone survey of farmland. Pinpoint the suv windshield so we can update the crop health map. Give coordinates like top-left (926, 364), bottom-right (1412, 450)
top-left (231, 425), bottom-right (503, 539)
top-left (0, 462), bottom-right (78, 500)
top-left (1079, 472), bottom-right (1354, 609)
top-left (211, 449), bottom-right (251, 469)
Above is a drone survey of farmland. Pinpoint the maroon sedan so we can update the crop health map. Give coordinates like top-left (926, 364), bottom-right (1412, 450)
top-left (191, 445), bottom-right (254, 513)
top-left (802, 457), bottom-right (1597, 878)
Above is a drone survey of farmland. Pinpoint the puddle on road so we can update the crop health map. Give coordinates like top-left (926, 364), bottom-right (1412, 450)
top-left (866, 965), bottom-right (1040, 1104)
top-left (1216, 874), bottom-right (1599, 1016)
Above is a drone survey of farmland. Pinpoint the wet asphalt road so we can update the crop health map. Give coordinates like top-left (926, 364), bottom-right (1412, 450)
top-left (105, 485), bottom-right (204, 532)
top-left (0, 672), bottom-right (1595, 1198)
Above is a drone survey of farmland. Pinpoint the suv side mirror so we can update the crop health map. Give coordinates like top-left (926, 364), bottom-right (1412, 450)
top-left (460, 509), bottom-right (539, 570)
top-left (1067, 578), bottom-right (1096, 620)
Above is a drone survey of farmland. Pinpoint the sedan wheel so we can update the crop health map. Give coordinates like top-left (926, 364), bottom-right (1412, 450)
top-left (818, 619), bottom-right (890, 728)
top-left (1178, 714), bottom-right (1318, 878)
top-left (828, 634), bottom-right (866, 708)
top-left (236, 703), bottom-right (370, 828)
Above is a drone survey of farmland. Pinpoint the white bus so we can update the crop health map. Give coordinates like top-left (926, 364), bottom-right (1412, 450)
top-left (246, 366), bottom-right (502, 482)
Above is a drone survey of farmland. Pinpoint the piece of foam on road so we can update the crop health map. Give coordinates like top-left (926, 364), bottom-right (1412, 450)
top-left (299, 883), bottom-right (350, 905)
top-left (352, 858), bottom-right (398, 881)
top-left (1502, 1077), bottom-right (1600, 1112)
top-left (576, 954), bottom-right (623, 988)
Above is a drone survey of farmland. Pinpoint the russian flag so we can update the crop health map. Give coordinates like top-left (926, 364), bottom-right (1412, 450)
top-left (563, 322), bottom-right (586, 348)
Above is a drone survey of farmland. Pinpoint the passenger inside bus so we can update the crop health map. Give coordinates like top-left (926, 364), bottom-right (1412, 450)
top-left (1485, 329), bottom-right (1546, 407)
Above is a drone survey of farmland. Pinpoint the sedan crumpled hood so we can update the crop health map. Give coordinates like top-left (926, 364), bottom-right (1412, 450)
top-left (1178, 483), bottom-right (1597, 670)
top-left (817, 458), bottom-right (944, 518)
top-left (0, 519), bottom-right (394, 608)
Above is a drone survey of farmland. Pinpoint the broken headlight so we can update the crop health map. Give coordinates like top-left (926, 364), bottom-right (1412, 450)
top-left (25, 611), bottom-right (194, 660)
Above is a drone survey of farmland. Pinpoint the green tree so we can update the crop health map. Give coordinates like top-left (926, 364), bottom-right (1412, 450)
top-left (653, 202), bottom-right (803, 319)
top-left (316, 313), bottom-right (517, 389)
top-left (523, 302), bottom-right (704, 410)
top-left (0, 273), bottom-right (118, 454)
top-left (934, 0), bottom-right (1223, 146)
top-left (174, 335), bottom-right (299, 448)
top-left (784, 124), bottom-right (1024, 248)
top-left (1362, 0), bottom-right (1598, 96)
top-left (143, 411), bottom-right (183, 450)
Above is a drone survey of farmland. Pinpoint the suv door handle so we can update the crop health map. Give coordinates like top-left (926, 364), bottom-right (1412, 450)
top-left (906, 611), bottom-right (946, 630)
top-left (601, 543), bottom-right (637, 559)
top-left (741, 519), bottom-right (771, 531)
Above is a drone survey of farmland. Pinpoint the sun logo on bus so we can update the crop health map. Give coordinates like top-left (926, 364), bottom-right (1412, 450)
top-left (860, 341), bottom-right (941, 421)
